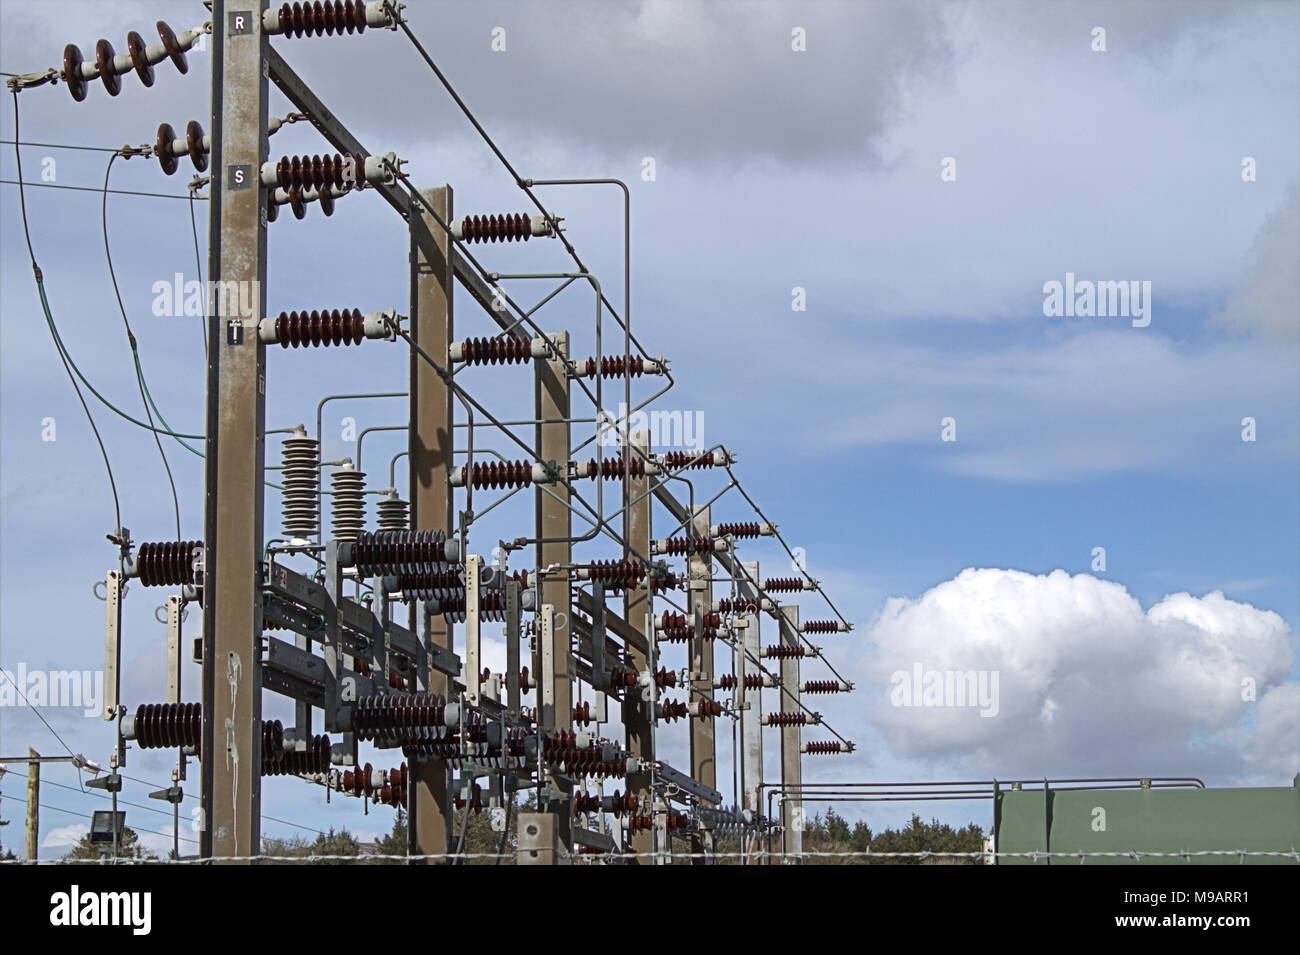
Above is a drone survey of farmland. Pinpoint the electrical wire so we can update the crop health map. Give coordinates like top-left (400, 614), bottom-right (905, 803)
top-left (0, 178), bottom-right (203, 200)
top-left (188, 186), bottom-right (208, 359)
top-left (103, 150), bottom-right (182, 541)
top-left (10, 90), bottom-right (121, 532)
top-left (0, 669), bottom-right (79, 770)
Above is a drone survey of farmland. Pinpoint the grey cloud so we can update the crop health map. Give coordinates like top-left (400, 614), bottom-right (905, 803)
top-left (1212, 184), bottom-right (1300, 341)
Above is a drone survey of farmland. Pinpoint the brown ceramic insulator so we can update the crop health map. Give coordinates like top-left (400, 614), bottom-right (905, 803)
top-left (801, 620), bottom-right (841, 634)
top-left (660, 611), bottom-right (687, 631)
top-left (579, 356), bottom-right (646, 379)
top-left (389, 671), bottom-right (404, 689)
top-left (185, 120), bottom-right (208, 172)
top-left (261, 719), bottom-right (285, 763)
top-left (95, 39), bottom-right (121, 96)
top-left (126, 30), bottom-right (153, 86)
top-left (392, 570), bottom-right (463, 601)
top-left (766, 712), bottom-right (807, 727)
top-left (351, 692), bottom-right (448, 742)
top-left (350, 528), bottom-right (456, 577)
top-left (63, 44), bottom-right (88, 102)
top-left (572, 702), bottom-right (592, 726)
top-left (273, 308), bottom-right (365, 348)
top-left (268, 734), bottom-right (332, 775)
top-left (626, 814), bottom-right (653, 834)
top-left (156, 122), bottom-right (178, 175)
top-left (608, 791), bottom-right (639, 815)
top-left (716, 597), bottom-right (760, 614)
top-left (274, 152), bottom-right (361, 190)
top-left (578, 455), bottom-right (647, 481)
top-left (156, 20), bottom-right (189, 74)
top-left (519, 666), bottom-right (532, 693)
top-left (134, 540), bottom-right (202, 587)
top-left (456, 335), bottom-right (532, 366)
top-left (715, 674), bottom-right (764, 691)
top-left (607, 666), bottom-right (636, 689)
top-left (660, 536), bottom-right (715, 557)
top-left (804, 741), bottom-right (844, 755)
top-left (714, 522), bottom-right (761, 539)
top-left (463, 460), bottom-right (533, 490)
top-left (663, 626), bottom-right (718, 644)
top-left (763, 578), bottom-right (804, 593)
top-left (654, 667), bottom-right (676, 689)
top-left (661, 450), bottom-right (715, 471)
top-left (342, 761), bottom-right (374, 797)
top-left (658, 627), bottom-right (693, 644)
top-left (764, 645), bottom-right (807, 659)
top-left (457, 213), bottom-right (532, 243)
top-left (696, 700), bottom-right (723, 719)
top-left (802, 680), bottom-right (844, 695)
top-left (401, 740), bottom-right (460, 760)
top-left (435, 591), bottom-right (509, 623)
top-left (131, 702), bottom-right (201, 750)
top-left (573, 793), bottom-right (600, 814)
top-left (666, 811), bottom-right (691, 831)
top-left (658, 700), bottom-right (688, 723)
top-left (586, 559), bottom-right (678, 594)
top-left (275, 1), bottom-right (368, 38)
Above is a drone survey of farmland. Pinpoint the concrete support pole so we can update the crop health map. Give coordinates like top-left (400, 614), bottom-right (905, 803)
top-left (201, 0), bottom-right (268, 860)
top-left (688, 505), bottom-right (715, 862)
top-left (737, 561), bottom-right (763, 860)
top-left (409, 185), bottom-right (454, 862)
top-left (779, 606), bottom-right (803, 861)
top-left (623, 429), bottom-right (653, 861)
top-left (536, 331), bottom-right (572, 854)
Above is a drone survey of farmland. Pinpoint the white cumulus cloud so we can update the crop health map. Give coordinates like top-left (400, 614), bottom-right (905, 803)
top-left (859, 568), bottom-right (1297, 782)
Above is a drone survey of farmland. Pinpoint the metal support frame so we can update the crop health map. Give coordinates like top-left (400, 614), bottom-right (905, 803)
top-left (201, 0), bottom-right (268, 860)
top-left (409, 185), bottom-right (454, 862)
top-left (464, 554), bottom-right (482, 706)
top-left (103, 569), bottom-right (121, 724)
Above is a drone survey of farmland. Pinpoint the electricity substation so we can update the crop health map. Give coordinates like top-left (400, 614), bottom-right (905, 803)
top-left (4, 1), bottom-right (860, 863)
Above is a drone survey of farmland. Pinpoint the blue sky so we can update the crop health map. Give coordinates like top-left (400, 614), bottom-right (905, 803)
top-left (1, 0), bottom-right (1297, 856)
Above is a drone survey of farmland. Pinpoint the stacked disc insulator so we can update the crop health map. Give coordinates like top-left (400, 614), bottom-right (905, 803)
top-left (133, 540), bottom-right (202, 587)
top-left (329, 461), bottom-right (366, 542)
top-left (661, 450), bottom-right (713, 470)
top-left (350, 528), bottom-right (456, 576)
top-left (280, 427), bottom-right (319, 540)
top-left (264, 734), bottom-right (332, 775)
top-left (457, 212), bottom-right (535, 243)
top-left (454, 335), bottom-right (532, 366)
top-left (393, 570), bottom-right (462, 601)
top-left (803, 741), bottom-right (845, 755)
top-left (375, 490), bottom-right (408, 532)
top-left (129, 702), bottom-right (201, 749)
top-left (714, 522), bottom-right (763, 538)
top-left (578, 355), bottom-right (649, 378)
